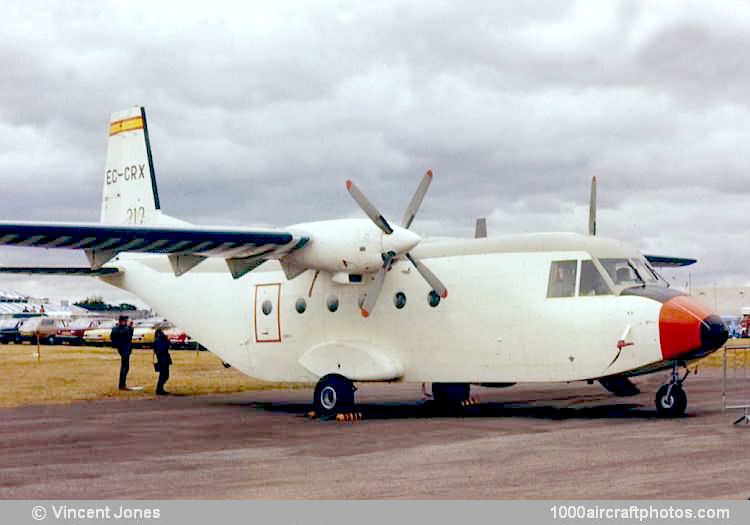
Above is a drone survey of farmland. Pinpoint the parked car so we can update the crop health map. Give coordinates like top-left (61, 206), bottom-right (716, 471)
top-left (56, 318), bottom-right (111, 345)
top-left (82, 319), bottom-right (118, 345)
top-left (163, 326), bottom-right (197, 349)
top-left (131, 319), bottom-right (172, 347)
top-left (0, 318), bottom-right (23, 344)
top-left (18, 317), bottom-right (65, 344)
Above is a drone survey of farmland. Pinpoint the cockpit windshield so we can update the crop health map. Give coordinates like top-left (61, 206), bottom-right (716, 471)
top-left (629, 258), bottom-right (660, 284)
top-left (598, 258), bottom-right (644, 287)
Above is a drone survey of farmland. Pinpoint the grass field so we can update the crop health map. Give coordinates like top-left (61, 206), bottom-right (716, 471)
top-left (0, 343), bottom-right (297, 408)
top-left (0, 340), bottom-right (748, 408)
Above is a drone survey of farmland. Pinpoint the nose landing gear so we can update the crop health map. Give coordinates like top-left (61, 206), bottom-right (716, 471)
top-left (655, 361), bottom-right (689, 418)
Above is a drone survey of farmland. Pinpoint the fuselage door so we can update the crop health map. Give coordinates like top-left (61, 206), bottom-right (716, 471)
top-left (254, 283), bottom-right (281, 343)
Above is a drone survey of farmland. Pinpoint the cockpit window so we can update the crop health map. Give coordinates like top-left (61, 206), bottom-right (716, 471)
top-left (630, 258), bottom-right (658, 283)
top-left (579, 260), bottom-right (612, 296)
top-left (547, 260), bottom-right (577, 298)
top-left (599, 258), bottom-right (644, 287)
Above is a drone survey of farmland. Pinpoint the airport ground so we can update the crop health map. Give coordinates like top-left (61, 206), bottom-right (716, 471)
top-left (0, 342), bottom-right (748, 499)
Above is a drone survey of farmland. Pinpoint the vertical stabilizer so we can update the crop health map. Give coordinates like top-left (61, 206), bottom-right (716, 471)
top-left (101, 106), bottom-right (161, 225)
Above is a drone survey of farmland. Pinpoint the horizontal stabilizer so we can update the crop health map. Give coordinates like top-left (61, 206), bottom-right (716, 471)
top-left (644, 255), bottom-right (697, 268)
top-left (0, 266), bottom-right (120, 275)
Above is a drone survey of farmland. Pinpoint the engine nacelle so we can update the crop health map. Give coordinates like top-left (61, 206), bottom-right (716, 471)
top-left (286, 219), bottom-right (387, 274)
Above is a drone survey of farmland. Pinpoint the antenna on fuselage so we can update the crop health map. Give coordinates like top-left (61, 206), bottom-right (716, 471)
top-left (588, 176), bottom-right (597, 236)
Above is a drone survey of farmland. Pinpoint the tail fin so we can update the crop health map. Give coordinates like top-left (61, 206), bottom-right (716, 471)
top-left (101, 106), bottom-right (162, 225)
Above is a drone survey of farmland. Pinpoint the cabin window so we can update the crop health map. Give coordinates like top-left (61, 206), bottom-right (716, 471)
top-left (295, 298), bottom-right (307, 314)
top-left (579, 260), bottom-right (612, 296)
top-left (394, 292), bottom-right (407, 309)
top-left (428, 290), bottom-right (441, 307)
top-left (261, 300), bottom-right (273, 315)
top-left (547, 260), bottom-right (577, 298)
top-left (326, 295), bottom-right (339, 312)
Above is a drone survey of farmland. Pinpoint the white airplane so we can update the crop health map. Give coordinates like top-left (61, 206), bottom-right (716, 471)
top-left (0, 107), bottom-right (727, 418)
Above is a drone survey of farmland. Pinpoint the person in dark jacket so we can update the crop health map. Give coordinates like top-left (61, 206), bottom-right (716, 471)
top-left (153, 328), bottom-right (172, 395)
top-left (110, 315), bottom-right (134, 390)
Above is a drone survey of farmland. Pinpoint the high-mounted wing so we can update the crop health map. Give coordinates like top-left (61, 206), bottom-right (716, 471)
top-left (0, 267), bottom-right (120, 275)
top-left (0, 221), bottom-right (309, 278)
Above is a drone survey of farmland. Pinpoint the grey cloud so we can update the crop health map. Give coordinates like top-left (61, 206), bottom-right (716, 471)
top-left (1, 0), bottom-right (748, 303)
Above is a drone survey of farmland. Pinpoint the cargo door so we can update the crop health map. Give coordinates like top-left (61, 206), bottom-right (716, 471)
top-left (254, 283), bottom-right (281, 343)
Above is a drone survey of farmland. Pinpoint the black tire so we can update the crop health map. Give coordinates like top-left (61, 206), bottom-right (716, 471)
top-left (313, 374), bottom-right (355, 417)
top-left (432, 382), bottom-right (471, 405)
top-left (655, 383), bottom-right (687, 418)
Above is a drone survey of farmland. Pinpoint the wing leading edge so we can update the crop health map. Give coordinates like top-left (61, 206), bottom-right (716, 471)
top-left (0, 221), bottom-right (310, 278)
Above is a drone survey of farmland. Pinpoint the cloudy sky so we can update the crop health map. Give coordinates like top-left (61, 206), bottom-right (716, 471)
top-left (1, 0), bottom-right (748, 305)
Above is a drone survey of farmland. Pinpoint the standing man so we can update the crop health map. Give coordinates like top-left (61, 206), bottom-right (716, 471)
top-left (111, 315), bottom-right (134, 390)
top-left (153, 328), bottom-right (172, 395)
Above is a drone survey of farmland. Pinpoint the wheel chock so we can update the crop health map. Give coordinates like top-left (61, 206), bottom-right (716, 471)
top-left (335, 412), bottom-right (363, 422)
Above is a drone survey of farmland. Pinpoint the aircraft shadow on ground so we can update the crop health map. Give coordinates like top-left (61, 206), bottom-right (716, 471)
top-left (231, 398), bottom-right (666, 421)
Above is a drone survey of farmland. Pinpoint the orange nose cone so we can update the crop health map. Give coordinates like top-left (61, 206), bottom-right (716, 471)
top-left (659, 296), bottom-right (728, 360)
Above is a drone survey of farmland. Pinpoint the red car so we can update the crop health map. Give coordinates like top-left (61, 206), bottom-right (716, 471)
top-left (56, 318), bottom-right (110, 345)
top-left (163, 326), bottom-right (197, 349)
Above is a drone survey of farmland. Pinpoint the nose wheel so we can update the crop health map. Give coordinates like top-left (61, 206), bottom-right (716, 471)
top-left (655, 361), bottom-right (689, 418)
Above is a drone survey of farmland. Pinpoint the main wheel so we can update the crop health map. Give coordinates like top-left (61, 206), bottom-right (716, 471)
top-left (431, 383), bottom-right (471, 405)
top-left (313, 374), bottom-right (355, 417)
top-left (655, 383), bottom-right (687, 418)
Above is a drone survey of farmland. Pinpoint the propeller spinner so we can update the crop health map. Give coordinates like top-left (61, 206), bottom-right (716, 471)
top-left (346, 171), bottom-right (447, 317)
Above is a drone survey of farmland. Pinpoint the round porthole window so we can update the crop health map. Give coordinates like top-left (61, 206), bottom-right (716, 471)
top-left (261, 300), bottom-right (273, 315)
top-left (295, 298), bottom-right (307, 314)
top-left (394, 292), bottom-right (406, 309)
top-left (427, 290), bottom-right (441, 308)
top-left (326, 295), bottom-right (339, 312)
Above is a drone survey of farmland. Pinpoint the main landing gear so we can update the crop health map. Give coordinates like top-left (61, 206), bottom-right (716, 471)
top-left (313, 374), bottom-right (355, 417)
top-left (655, 361), bottom-right (689, 418)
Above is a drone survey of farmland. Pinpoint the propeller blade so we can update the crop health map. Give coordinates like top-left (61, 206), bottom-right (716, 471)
top-left (400, 170), bottom-right (433, 229)
top-left (474, 217), bottom-right (487, 238)
top-left (405, 253), bottom-right (448, 298)
top-left (346, 180), bottom-right (393, 234)
top-left (359, 267), bottom-right (387, 317)
top-left (588, 176), bottom-right (597, 236)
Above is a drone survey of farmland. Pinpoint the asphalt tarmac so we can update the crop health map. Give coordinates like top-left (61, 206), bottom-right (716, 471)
top-left (0, 369), bottom-right (748, 499)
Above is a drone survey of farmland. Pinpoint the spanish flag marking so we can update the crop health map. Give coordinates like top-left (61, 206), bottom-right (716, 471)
top-left (109, 116), bottom-right (144, 136)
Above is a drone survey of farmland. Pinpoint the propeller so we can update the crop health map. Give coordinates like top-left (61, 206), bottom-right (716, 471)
top-left (347, 170), bottom-right (447, 317)
top-left (588, 176), bottom-right (597, 236)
